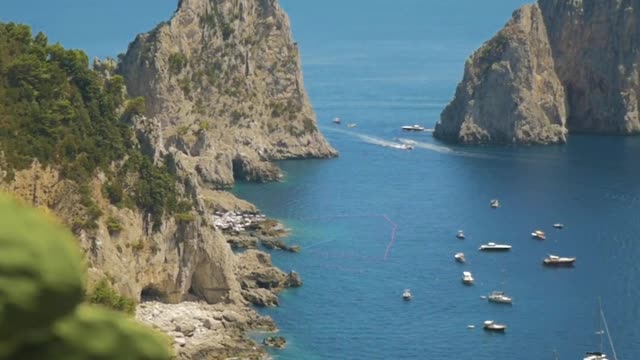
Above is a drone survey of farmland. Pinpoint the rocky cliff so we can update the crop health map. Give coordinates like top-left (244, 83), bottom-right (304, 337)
top-left (435, 0), bottom-right (640, 144)
top-left (119, 0), bottom-right (337, 186)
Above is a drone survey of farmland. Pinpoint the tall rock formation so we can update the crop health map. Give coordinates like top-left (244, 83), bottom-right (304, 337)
top-left (435, 0), bottom-right (640, 144)
top-left (119, 0), bottom-right (337, 186)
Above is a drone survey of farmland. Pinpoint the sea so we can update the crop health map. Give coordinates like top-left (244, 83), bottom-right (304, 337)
top-left (3, 0), bottom-right (638, 359)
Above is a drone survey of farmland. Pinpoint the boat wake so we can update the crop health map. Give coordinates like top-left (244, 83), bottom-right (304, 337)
top-left (322, 126), bottom-right (496, 158)
top-left (396, 138), bottom-right (495, 159)
top-left (322, 127), bottom-right (413, 151)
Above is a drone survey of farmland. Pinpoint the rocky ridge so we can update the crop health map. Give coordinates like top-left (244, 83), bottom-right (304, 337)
top-left (435, 0), bottom-right (640, 144)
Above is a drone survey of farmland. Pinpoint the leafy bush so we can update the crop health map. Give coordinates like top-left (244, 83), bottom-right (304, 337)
top-left (87, 278), bottom-right (136, 315)
top-left (168, 52), bottom-right (187, 75)
top-left (106, 216), bottom-right (123, 235)
top-left (0, 194), bottom-right (171, 359)
top-left (123, 96), bottom-right (146, 120)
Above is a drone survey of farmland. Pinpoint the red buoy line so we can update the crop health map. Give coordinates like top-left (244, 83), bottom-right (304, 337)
top-left (296, 213), bottom-right (399, 261)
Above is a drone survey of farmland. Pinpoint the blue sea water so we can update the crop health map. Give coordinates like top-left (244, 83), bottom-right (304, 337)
top-left (233, 1), bottom-right (640, 359)
top-left (2, 1), bottom-right (639, 359)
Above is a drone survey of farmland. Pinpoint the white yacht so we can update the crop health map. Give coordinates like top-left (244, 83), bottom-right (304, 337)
top-left (402, 289), bottom-right (412, 300)
top-left (487, 291), bottom-right (513, 304)
top-left (584, 352), bottom-right (608, 360)
top-left (483, 320), bottom-right (506, 332)
top-left (462, 271), bottom-right (474, 284)
top-left (456, 230), bottom-right (465, 239)
top-left (490, 199), bottom-right (500, 208)
top-left (401, 124), bottom-right (426, 132)
top-left (479, 242), bottom-right (512, 251)
top-left (543, 255), bottom-right (576, 266)
top-left (553, 223), bottom-right (565, 229)
top-left (454, 252), bottom-right (466, 263)
top-left (333, 117), bottom-right (341, 124)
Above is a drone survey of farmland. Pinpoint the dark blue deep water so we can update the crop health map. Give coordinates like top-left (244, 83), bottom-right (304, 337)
top-left (234, 1), bottom-right (640, 359)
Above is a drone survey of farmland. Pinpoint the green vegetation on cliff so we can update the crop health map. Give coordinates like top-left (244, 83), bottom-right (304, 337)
top-left (0, 194), bottom-right (171, 360)
top-left (0, 23), bottom-right (189, 230)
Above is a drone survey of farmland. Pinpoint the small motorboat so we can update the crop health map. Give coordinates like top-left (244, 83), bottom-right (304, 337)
top-left (462, 271), bottom-right (474, 284)
top-left (348, 123), bottom-right (357, 128)
top-left (583, 352), bottom-right (608, 360)
top-left (543, 255), bottom-right (576, 266)
top-left (467, 325), bottom-right (476, 329)
top-left (402, 289), bottom-right (412, 301)
top-left (532, 230), bottom-right (546, 240)
top-left (483, 320), bottom-right (507, 332)
top-left (553, 223), bottom-right (565, 229)
top-left (401, 124), bottom-right (426, 132)
top-left (454, 252), bottom-right (466, 263)
top-left (333, 117), bottom-right (341, 124)
top-left (490, 199), bottom-right (500, 208)
top-left (456, 230), bottom-right (465, 239)
top-left (487, 291), bottom-right (513, 304)
top-left (479, 242), bottom-right (512, 251)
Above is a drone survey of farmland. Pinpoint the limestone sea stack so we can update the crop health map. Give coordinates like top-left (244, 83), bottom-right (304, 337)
top-left (435, 0), bottom-right (640, 144)
top-left (119, 0), bottom-right (337, 186)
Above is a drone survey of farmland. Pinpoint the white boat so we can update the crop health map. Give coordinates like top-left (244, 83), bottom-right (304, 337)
top-left (462, 271), bottom-right (474, 284)
top-left (454, 252), bottom-right (466, 263)
top-left (532, 230), bottom-right (546, 240)
top-left (402, 289), bottom-right (412, 300)
top-left (401, 124), bottom-right (426, 132)
top-left (348, 123), bottom-right (357, 128)
top-left (456, 230), bottom-right (465, 239)
top-left (483, 320), bottom-right (506, 332)
top-left (584, 352), bottom-right (608, 360)
top-left (553, 223), bottom-right (565, 229)
top-left (333, 117), bottom-right (341, 124)
top-left (479, 242), bottom-right (512, 251)
top-left (487, 291), bottom-right (513, 304)
top-left (543, 254), bottom-right (576, 266)
top-left (490, 199), bottom-right (500, 208)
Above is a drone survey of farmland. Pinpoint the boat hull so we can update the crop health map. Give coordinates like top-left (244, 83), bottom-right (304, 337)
top-left (479, 247), bottom-right (511, 251)
top-left (543, 259), bottom-right (576, 267)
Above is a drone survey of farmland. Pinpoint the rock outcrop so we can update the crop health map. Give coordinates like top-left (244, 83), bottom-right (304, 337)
top-left (136, 301), bottom-right (276, 359)
top-left (119, 0), bottom-right (337, 187)
top-left (435, 0), bottom-right (640, 144)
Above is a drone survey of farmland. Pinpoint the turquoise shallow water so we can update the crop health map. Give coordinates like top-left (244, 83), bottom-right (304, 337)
top-left (234, 1), bottom-right (640, 359)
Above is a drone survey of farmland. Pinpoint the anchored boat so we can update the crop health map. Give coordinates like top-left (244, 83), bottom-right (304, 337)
top-left (487, 291), bottom-right (513, 304)
top-left (454, 252), bottom-right (466, 263)
top-left (479, 242), bottom-right (512, 251)
top-left (483, 320), bottom-right (506, 332)
top-left (462, 271), bottom-right (474, 284)
top-left (490, 199), bottom-right (500, 208)
top-left (543, 254), bottom-right (576, 266)
top-left (456, 230), bottom-right (465, 239)
top-left (402, 289), bottom-right (412, 301)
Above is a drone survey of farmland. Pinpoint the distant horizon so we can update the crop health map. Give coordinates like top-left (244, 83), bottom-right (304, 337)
top-left (0, 0), bottom-right (529, 60)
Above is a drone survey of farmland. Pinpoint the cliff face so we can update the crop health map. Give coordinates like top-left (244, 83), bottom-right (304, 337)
top-left (119, 0), bottom-right (337, 186)
top-left (435, 0), bottom-right (640, 144)
top-left (2, 161), bottom-right (242, 306)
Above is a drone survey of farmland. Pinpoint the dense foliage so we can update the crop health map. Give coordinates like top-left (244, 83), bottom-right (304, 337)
top-left (0, 194), bottom-right (171, 360)
top-left (87, 278), bottom-right (136, 315)
top-left (0, 23), bottom-right (188, 230)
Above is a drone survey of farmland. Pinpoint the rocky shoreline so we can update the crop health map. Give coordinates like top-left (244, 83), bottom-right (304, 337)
top-left (137, 301), bottom-right (276, 360)
top-left (135, 211), bottom-right (301, 359)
